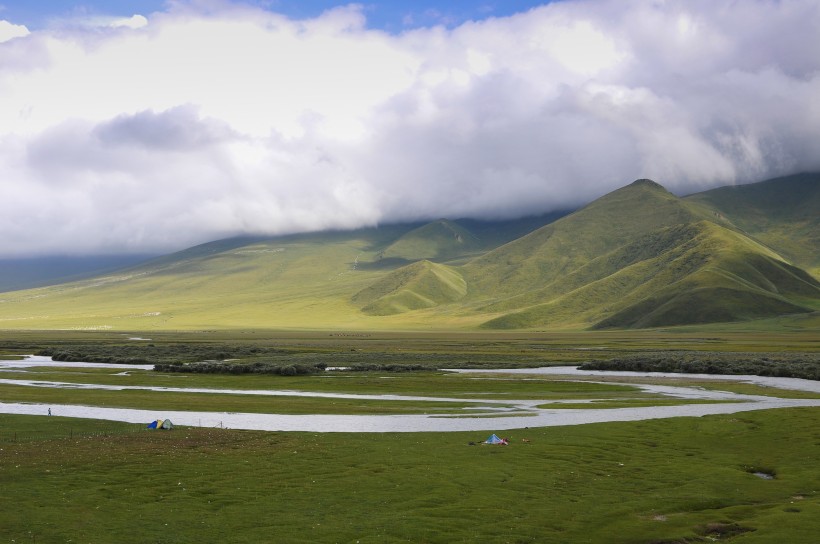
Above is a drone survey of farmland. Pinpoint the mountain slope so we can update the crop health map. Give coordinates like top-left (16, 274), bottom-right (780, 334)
top-left (463, 179), bottom-right (705, 301)
top-left (481, 221), bottom-right (818, 329)
top-left (0, 176), bottom-right (817, 331)
top-left (377, 220), bottom-right (482, 264)
top-left (352, 260), bottom-right (467, 315)
top-left (365, 178), bottom-right (819, 328)
top-left (0, 228), bottom-right (410, 330)
top-left (685, 172), bottom-right (820, 278)
top-left (463, 180), bottom-right (819, 329)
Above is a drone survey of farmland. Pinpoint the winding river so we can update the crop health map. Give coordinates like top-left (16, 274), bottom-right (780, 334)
top-left (1, 356), bottom-right (818, 432)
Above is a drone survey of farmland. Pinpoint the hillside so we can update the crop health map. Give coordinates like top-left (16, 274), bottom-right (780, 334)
top-left (480, 221), bottom-right (818, 329)
top-left (463, 179), bottom-right (701, 301)
top-left (0, 176), bottom-right (817, 331)
top-left (684, 172), bottom-right (820, 278)
top-left (352, 260), bottom-right (467, 315)
top-left (456, 179), bottom-right (819, 328)
top-left (0, 255), bottom-right (152, 293)
top-left (377, 220), bottom-right (482, 264)
top-left (0, 228), bottom-right (407, 330)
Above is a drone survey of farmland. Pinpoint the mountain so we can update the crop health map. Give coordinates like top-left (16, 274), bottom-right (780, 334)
top-left (684, 172), bottom-right (820, 278)
top-left (0, 255), bottom-right (153, 293)
top-left (352, 260), bottom-right (467, 315)
top-left (376, 219), bottom-right (482, 264)
top-left (457, 178), bottom-right (819, 328)
top-left (0, 176), bottom-right (817, 330)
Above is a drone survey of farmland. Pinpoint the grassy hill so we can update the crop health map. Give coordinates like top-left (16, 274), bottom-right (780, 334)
top-left (0, 176), bottom-right (817, 331)
top-left (377, 220), bottom-right (482, 264)
top-left (684, 172), bottom-right (820, 278)
top-left (353, 260), bottom-right (467, 315)
top-left (465, 180), bottom-right (819, 329)
top-left (463, 179), bottom-right (701, 300)
top-left (0, 229), bottom-right (405, 330)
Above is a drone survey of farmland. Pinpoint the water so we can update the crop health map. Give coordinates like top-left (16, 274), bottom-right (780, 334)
top-left (451, 366), bottom-right (820, 394)
top-left (0, 355), bottom-right (154, 371)
top-left (1, 357), bottom-right (818, 432)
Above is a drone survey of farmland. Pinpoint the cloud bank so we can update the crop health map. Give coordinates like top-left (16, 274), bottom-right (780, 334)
top-left (1, 0), bottom-right (819, 255)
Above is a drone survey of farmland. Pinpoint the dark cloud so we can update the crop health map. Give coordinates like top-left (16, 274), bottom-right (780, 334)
top-left (94, 106), bottom-right (236, 151)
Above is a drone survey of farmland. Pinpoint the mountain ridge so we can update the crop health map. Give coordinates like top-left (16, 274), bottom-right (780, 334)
top-left (0, 174), bottom-right (817, 330)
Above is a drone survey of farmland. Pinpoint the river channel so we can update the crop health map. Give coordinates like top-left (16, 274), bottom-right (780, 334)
top-left (1, 356), bottom-right (818, 433)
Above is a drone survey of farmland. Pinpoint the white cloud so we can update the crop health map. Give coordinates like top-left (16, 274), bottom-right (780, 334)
top-left (0, 19), bottom-right (29, 42)
top-left (0, 1), bottom-right (819, 256)
top-left (108, 14), bottom-right (149, 29)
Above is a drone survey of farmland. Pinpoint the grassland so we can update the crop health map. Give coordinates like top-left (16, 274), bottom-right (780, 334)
top-left (1, 328), bottom-right (818, 542)
top-left (2, 408), bottom-right (819, 543)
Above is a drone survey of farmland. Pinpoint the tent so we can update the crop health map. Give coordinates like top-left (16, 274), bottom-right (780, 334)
top-left (146, 419), bottom-right (174, 430)
top-left (483, 434), bottom-right (507, 445)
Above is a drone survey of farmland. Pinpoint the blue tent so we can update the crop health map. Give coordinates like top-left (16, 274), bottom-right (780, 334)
top-left (146, 419), bottom-right (173, 430)
top-left (484, 434), bottom-right (507, 445)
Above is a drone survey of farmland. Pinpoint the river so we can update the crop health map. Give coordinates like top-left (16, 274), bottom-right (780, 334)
top-left (1, 356), bottom-right (818, 433)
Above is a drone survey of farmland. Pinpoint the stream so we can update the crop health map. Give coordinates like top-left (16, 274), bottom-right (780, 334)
top-left (1, 356), bottom-right (818, 433)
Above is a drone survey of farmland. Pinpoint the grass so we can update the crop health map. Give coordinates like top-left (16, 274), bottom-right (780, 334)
top-left (1, 329), bottom-right (818, 541)
top-left (0, 367), bottom-right (636, 398)
top-left (1, 408), bottom-right (819, 542)
top-left (684, 172), bottom-right (820, 276)
top-left (536, 398), bottom-right (735, 409)
top-left (353, 260), bottom-right (467, 315)
top-left (0, 382), bottom-right (489, 415)
top-left (378, 219), bottom-right (482, 262)
top-left (0, 364), bottom-right (689, 415)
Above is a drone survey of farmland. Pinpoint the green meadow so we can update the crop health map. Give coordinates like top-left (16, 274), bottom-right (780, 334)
top-left (1, 408), bottom-right (819, 543)
top-left (0, 328), bottom-right (818, 542)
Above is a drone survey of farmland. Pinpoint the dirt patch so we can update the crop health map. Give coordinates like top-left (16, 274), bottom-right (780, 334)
top-left (696, 522), bottom-right (754, 539)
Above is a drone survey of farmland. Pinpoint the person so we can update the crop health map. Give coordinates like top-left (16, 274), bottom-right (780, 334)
top-left (48, 408), bottom-right (51, 416)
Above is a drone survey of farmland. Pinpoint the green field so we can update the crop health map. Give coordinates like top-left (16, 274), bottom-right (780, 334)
top-left (2, 408), bottom-right (818, 543)
top-left (1, 327), bottom-right (818, 542)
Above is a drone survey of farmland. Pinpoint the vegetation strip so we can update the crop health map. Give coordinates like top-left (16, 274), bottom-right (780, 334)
top-left (580, 351), bottom-right (820, 381)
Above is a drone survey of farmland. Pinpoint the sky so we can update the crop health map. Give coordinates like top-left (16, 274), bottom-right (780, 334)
top-left (0, 0), bottom-right (819, 257)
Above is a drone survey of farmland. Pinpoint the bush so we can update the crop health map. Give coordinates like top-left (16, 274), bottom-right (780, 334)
top-left (154, 360), bottom-right (327, 376)
top-left (579, 351), bottom-right (820, 381)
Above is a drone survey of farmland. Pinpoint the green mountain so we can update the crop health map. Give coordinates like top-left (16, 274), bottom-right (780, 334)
top-left (353, 260), bottom-right (467, 315)
top-left (455, 178), bottom-right (820, 329)
top-left (684, 172), bottom-right (820, 278)
top-left (376, 219), bottom-right (482, 264)
top-left (0, 176), bottom-right (817, 331)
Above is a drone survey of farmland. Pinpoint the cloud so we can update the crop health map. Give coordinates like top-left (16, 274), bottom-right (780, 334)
top-left (93, 106), bottom-right (236, 151)
top-left (0, 0), bottom-right (819, 256)
top-left (0, 19), bottom-right (28, 42)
